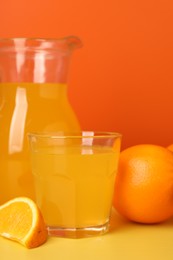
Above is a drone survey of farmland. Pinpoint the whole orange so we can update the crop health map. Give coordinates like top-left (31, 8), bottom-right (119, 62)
top-left (167, 144), bottom-right (173, 152)
top-left (113, 144), bottom-right (173, 224)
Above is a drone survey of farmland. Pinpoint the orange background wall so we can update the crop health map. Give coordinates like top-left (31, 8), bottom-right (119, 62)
top-left (0, 0), bottom-right (173, 149)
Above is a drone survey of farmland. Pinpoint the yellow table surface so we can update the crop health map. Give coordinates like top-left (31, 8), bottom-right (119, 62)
top-left (0, 209), bottom-right (172, 260)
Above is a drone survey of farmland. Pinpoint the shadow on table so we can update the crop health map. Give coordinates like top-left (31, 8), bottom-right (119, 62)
top-left (109, 208), bottom-right (173, 233)
top-left (109, 208), bottom-right (131, 233)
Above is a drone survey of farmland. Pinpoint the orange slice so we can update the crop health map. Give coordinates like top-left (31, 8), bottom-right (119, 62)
top-left (0, 197), bottom-right (48, 248)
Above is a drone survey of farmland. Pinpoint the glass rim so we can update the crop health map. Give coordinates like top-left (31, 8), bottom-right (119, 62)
top-left (0, 36), bottom-right (82, 52)
top-left (28, 131), bottom-right (122, 140)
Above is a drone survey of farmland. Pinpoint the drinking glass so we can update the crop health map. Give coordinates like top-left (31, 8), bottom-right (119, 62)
top-left (28, 131), bottom-right (121, 238)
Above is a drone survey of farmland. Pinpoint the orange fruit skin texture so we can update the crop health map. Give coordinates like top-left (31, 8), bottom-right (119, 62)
top-left (113, 144), bottom-right (173, 224)
top-left (167, 144), bottom-right (173, 152)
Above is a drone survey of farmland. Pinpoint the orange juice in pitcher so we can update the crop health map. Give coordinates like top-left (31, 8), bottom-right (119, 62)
top-left (0, 37), bottom-right (81, 204)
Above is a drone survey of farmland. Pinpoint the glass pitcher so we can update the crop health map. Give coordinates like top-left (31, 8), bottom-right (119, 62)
top-left (0, 37), bottom-right (81, 204)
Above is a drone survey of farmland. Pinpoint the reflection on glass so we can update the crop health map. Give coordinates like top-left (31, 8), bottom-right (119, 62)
top-left (9, 87), bottom-right (28, 154)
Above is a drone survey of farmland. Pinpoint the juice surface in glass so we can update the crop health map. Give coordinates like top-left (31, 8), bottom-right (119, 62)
top-left (31, 145), bottom-right (118, 228)
top-left (0, 83), bottom-right (80, 204)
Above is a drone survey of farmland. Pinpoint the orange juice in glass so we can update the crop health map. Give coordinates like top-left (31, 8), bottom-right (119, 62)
top-left (28, 131), bottom-right (121, 238)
